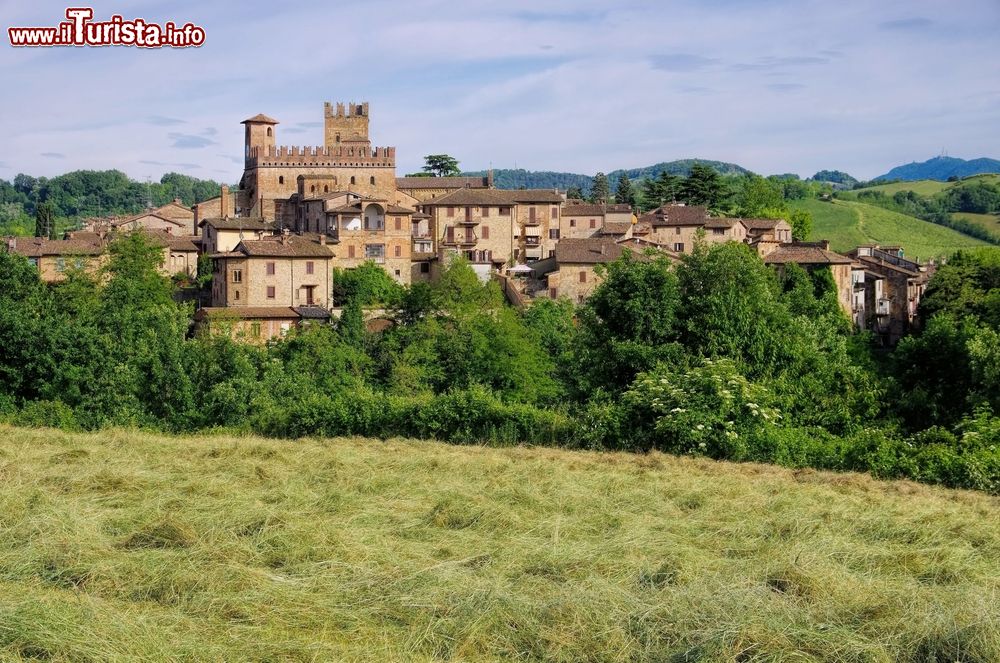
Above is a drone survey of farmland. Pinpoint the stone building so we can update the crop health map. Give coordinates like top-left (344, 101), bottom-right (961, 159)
top-left (4, 236), bottom-right (106, 282)
top-left (560, 202), bottom-right (634, 239)
top-left (396, 174), bottom-right (493, 202)
top-left (762, 241), bottom-right (856, 315)
top-left (846, 245), bottom-right (929, 344)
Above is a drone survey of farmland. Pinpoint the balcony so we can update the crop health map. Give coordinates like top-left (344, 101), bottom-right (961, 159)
top-left (458, 215), bottom-right (480, 226)
top-left (523, 216), bottom-right (541, 226)
top-left (442, 228), bottom-right (477, 246)
top-left (524, 236), bottom-right (541, 247)
top-left (412, 239), bottom-right (435, 260)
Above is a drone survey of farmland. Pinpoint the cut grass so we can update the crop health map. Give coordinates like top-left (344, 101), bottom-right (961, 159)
top-left (791, 197), bottom-right (989, 259)
top-left (0, 425), bottom-right (997, 661)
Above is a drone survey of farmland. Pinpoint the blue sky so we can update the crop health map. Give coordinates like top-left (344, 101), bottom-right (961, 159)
top-left (1, 0), bottom-right (998, 182)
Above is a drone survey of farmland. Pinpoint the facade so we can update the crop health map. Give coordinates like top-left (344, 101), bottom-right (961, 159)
top-left (762, 241), bottom-right (856, 315)
top-left (4, 236), bottom-right (105, 282)
top-left (539, 237), bottom-right (678, 303)
top-left (209, 232), bottom-right (334, 309)
top-left (193, 306), bottom-right (329, 344)
top-left (560, 202), bottom-right (634, 240)
top-left (199, 217), bottom-right (273, 255)
top-left (395, 174), bottom-right (493, 202)
top-left (846, 245), bottom-right (929, 344)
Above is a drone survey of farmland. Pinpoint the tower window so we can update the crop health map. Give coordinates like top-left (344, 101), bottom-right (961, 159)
top-left (370, 176), bottom-right (375, 185)
top-left (324, 185), bottom-right (329, 193)
top-left (350, 176), bottom-right (356, 185)
top-left (266, 127), bottom-right (272, 137)
top-left (279, 176), bottom-right (284, 185)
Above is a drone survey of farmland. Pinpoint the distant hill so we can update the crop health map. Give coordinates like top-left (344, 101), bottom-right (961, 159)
top-left (812, 170), bottom-right (859, 187)
top-left (876, 156), bottom-right (1000, 182)
top-left (464, 159), bottom-right (751, 192)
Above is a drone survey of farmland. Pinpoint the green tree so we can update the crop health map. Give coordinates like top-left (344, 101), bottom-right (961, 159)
top-left (735, 175), bottom-right (786, 218)
top-left (789, 209), bottom-right (813, 241)
top-left (615, 173), bottom-right (635, 207)
top-left (338, 296), bottom-right (367, 348)
top-left (591, 172), bottom-right (610, 204)
top-left (679, 164), bottom-right (730, 211)
top-left (422, 154), bottom-right (461, 178)
top-left (566, 185), bottom-right (584, 200)
top-left (34, 202), bottom-right (56, 239)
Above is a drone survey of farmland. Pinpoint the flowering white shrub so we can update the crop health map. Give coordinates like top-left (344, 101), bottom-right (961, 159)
top-left (624, 359), bottom-right (780, 457)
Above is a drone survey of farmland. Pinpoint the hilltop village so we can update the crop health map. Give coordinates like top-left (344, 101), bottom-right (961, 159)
top-left (4, 101), bottom-right (929, 343)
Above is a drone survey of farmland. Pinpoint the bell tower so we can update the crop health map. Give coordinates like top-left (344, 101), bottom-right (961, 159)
top-left (241, 113), bottom-right (278, 165)
top-left (324, 101), bottom-right (370, 147)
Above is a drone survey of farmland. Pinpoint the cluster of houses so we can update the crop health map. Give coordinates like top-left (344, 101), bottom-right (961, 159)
top-left (2, 100), bottom-right (930, 345)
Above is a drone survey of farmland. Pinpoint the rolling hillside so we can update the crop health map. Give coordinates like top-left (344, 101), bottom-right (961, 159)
top-left (0, 425), bottom-right (997, 661)
top-left (853, 173), bottom-right (1000, 197)
top-left (954, 211), bottom-right (1000, 237)
top-left (790, 198), bottom-right (989, 259)
top-left (875, 155), bottom-right (1000, 181)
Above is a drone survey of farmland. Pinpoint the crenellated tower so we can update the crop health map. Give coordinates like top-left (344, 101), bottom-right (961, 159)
top-left (324, 101), bottom-right (369, 147)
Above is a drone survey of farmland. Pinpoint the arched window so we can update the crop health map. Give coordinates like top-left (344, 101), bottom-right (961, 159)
top-left (350, 176), bottom-right (356, 185)
top-left (336, 133), bottom-right (341, 143)
top-left (278, 176), bottom-right (284, 185)
top-left (370, 176), bottom-right (375, 185)
top-left (266, 127), bottom-right (272, 137)
top-left (324, 185), bottom-right (329, 192)
top-left (310, 185), bottom-right (315, 192)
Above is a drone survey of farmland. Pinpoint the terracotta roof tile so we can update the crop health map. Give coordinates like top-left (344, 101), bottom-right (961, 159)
top-left (199, 218), bottom-right (274, 231)
top-left (763, 244), bottom-right (853, 265)
top-left (237, 236), bottom-right (334, 258)
top-left (395, 176), bottom-right (490, 189)
top-left (241, 113), bottom-right (279, 124)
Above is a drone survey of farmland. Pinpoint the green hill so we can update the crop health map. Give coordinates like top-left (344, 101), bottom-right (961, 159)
top-left (953, 211), bottom-right (1000, 237)
top-left (0, 425), bottom-right (997, 661)
top-left (876, 155), bottom-right (1000, 181)
top-left (853, 174), bottom-right (1000, 197)
top-left (790, 198), bottom-right (989, 259)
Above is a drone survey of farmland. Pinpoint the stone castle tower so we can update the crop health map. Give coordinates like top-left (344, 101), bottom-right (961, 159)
top-left (324, 102), bottom-right (369, 147)
top-left (239, 102), bottom-right (397, 221)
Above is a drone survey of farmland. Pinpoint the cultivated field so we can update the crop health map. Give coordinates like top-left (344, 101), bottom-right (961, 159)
top-left (855, 173), bottom-right (1000, 197)
top-left (954, 211), bottom-right (1000, 237)
top-left (791, 198), bottom-right (988, 258)
top-left (0, 426), bottom-right (997, 661)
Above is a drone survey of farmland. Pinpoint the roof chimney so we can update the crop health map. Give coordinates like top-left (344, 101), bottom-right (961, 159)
top-left (220, 185), bottom-right (231, 219)
top-left (280, 227), bottom-right (290, 245)
top-left (319, 234), bottom-right (327, 245)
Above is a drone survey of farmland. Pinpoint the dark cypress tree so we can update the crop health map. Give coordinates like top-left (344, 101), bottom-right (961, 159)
top-left (615, 173), bottom-right (635, 207)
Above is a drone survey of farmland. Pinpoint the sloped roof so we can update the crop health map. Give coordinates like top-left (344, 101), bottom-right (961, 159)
top-left (563, 203), bottom-right (632, 216)
top-left (555, 238), bottom-right (630, 264)
top-left (600, 220), bottom-right (633, 235)
top-left (740, 218), bottom-right (788, 231)
top-left (418, 188), bottom-right (564, 206)
top-left (241, 113), bottom-right (279, 124)
top-left (642, 204), bottom-right (709, 227)
top-left (6, 237), bottom-right (105, 257)
top-left (763, 244), bottom-right (853, 265)
top-left (199, 217), bottom-right (273, 231)
top-left (112, 212), bottom-right (185, 228)
top-left (194, 306), bottom-right (300, 320)
top-left (236, 236), bottom-right (334, 258)
top-left (395, 176), bottom-right (490, 189)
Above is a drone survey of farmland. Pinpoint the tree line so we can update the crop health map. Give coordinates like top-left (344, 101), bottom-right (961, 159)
top-left (0, 233), bottom-right (997, 494)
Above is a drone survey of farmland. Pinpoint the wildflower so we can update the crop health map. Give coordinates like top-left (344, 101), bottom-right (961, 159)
top-left (696, 424), bottom-right (705, 431)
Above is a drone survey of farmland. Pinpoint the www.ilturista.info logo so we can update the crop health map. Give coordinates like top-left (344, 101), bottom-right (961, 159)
top-left (8, 8), bottom-right (205, 48)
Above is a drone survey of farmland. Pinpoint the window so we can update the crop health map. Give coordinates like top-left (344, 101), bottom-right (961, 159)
top-left (482, 206), bottom-right (490, 218)
top-left (712, 228), bottom-right (724, 235)
top-left (420, 262), bottom-right (430, 274)
top-left (673, 243), bottom-right (685, 252)
top-left (395, 217), bottom-right (402, 230)
top-left (549, 287), bottom-right (557, 298)
top-left (267, 286), bottom-right (276, 299)
top-left (570, 219), bottom-right (576, 228)
top-left (266, 127), bottom-right (272, 137)
top-left (251, 322), bottom-right (261, 338)
top-left (447, 206), bottom-right (455, 217)
top-left (675, 227), bottom-right (681, 235)
top-left (232, 269), bottom-right (242, 283)
top-left (549, 229), bottom-right (560, 240)
top-left (310, 185), bottom-right (316, 193)
top-left (365, 244), bottom-right (385, 263)
top-left (499, 206), bottom-right (510, 215)
top-left (394, 245), bottom-right (401, 258)
top-left (482, 226), bottom-right (490, 240)
top-left (56, 257), bottom-right (66, 272)
top-left (306, 261), bottom-right (314, 275)
top-left (370, 176), bottom-right (375, 185)
top-left (348, 245), bottom-right (356, 258)
top-left (551, 206), bottom-right (558, 219)
top-left (394, 269), bottom-right (401, 277)
top-left (279, 176), bottom-right (284, 185)
top-left (324, 185), bottom-right (329, 193)
top-left (350, 176), bottom-right (356, 185)
top-left (266, 262), bottom-right (276, 276)
top-left (579, 270), bottom-right (587, 283)
top-left (529, 207), bottom-right (536, 221)
top-left (234, 290), bottom-right (240, 301)
top-left (590, 218), bottom-right (597, 228)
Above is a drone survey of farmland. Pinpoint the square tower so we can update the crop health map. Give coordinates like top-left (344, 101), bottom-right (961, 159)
top-left (324, 101), bottom-right (370, 147)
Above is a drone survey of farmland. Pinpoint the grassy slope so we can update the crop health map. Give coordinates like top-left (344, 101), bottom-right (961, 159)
top-left (791, 198), bottom-right (988, 259)
top-left (0, 426), bottom-right (997, 662)
top-left (954, 211), bottom-right (1000, 236)
top-left (855, 173), bottom-right (1000, 196)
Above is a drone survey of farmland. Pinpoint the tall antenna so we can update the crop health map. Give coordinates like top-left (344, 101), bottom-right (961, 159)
top-left (144, 175), bottom-right (153, 209)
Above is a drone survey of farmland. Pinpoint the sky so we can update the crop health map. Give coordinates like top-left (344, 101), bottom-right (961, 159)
top-left (1, 0), bottom-right (998, 183)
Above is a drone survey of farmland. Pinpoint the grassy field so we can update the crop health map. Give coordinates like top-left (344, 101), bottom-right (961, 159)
top-left (0, 426), bottom-right (998, 661)
top-left (853, 173), bottom-right (1000, 197)
top-left (791, 198), bottom-right (989, 258)
top-left (954, 211), bottom-right (1000, 237)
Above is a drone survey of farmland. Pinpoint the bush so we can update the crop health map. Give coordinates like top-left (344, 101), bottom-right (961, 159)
top-left (13, 400), bottom-right (78, 430)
